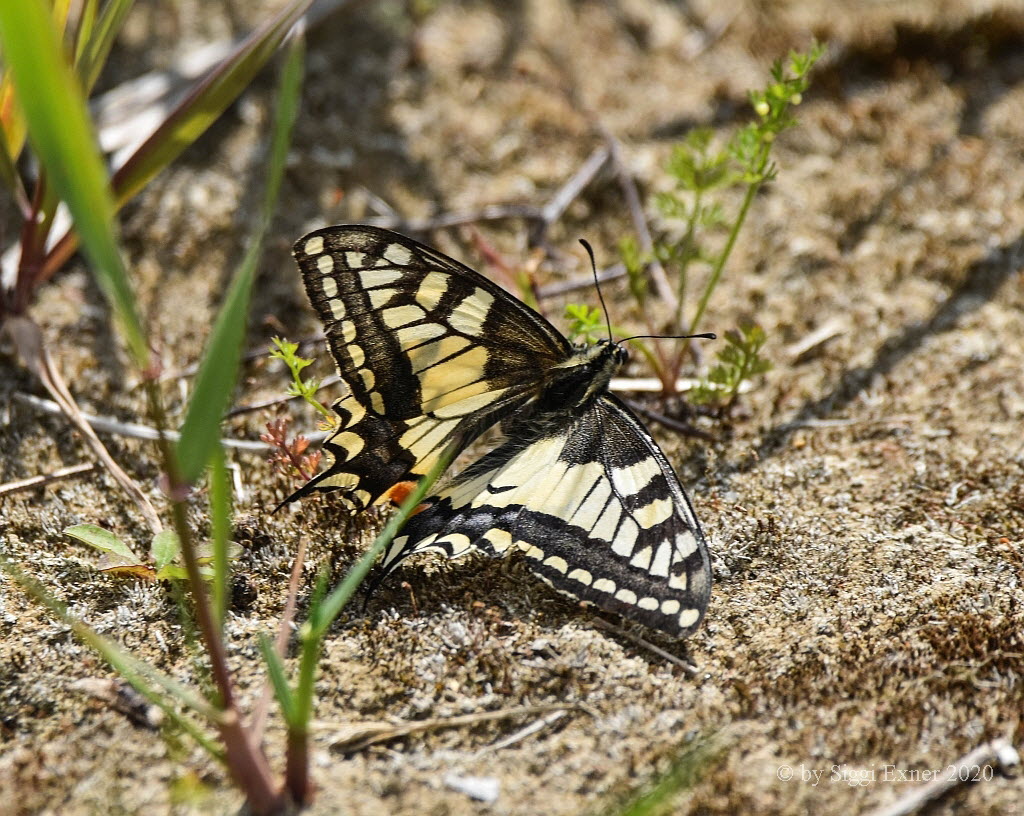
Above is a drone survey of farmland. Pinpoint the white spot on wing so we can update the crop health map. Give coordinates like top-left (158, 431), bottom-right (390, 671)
top-left (304, 236), bottom-right (324, 255)
top-left (369, 288), bottom-right (395, 309)
top-left (610, 460), bottom-right (660, 497)
top-left (437, 532), bottom-right (472, 557)
top-left (633, 497), bottom-right (673, 529)
top-left (615, 588), bottom-right (637, 604)
top-left (590, 500), bottom-right (621, 544)
top-left (543, 555), bottom-right (568, 573)
top-left (482, 528), bottom-right (512, 553)
top-left (321, 275), bottom-right (338, 297)
top-left (317, 255), bottom-right (334, 274)
top-left (382, 304), bottom-right (426, 328)
top-left (360, 268), bottom-right (402, 288)
top-left (345, 251), bottom-right (366, 268)
top-left (331, 431), bottom-right (365, 460)
top-left (522, 544), bottom-right (544, 560)
top-left (359, 369), bottom-right (375, 390)
top-left (448, 288), bottom-right (494, 335)
top-left (630, 546), bottom-right (652, 570)
top-left (660, 599), bottom-right (681, 615)
top-left (592, 578), bottom-right (616, 594)
top-left (416, 278), bottom-right (447, 311)
top-left (649, 544), bottom-right (671, 577)
top-left (348, 343), bottom-right (365, 367)
top-left (668, 571), bottom-right (689, 591)
top-left (396, 322), bottom-right (445, 347)
top-left (383, 243), bottom-right (413, 265)
top-left (638, 596), bottom-right (659, 611)
top-left (678, 608), bottom-right (700, 629)
top-left (568, 568), bottom-right (592, 585)
top-left (673, 530), bottom-right (698, 559)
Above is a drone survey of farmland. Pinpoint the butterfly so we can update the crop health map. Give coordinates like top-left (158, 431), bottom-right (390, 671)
top-left (286, 225), bottom-right (711, 637)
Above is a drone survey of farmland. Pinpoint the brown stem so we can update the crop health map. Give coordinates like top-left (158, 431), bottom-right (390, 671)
top-left (143, 377), bottom-right (285, 811)
top-left (252, 534), bottom-right (308, 741)
top-left (219, 710), bottom-right (287, 814)
top-left (285, 724), bottom-right (311, 805)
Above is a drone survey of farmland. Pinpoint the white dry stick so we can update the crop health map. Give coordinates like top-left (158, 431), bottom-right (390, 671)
top-left (14, 392), bottom-right (282, 452)
top-left (0, 462), bottom-right (98, 498)
top-left (474, 710), bottom-right (569, 755)
top-left (784, 317), bottom-right (846, 363)
top-left (865, 738), bottom-right (1020, 816)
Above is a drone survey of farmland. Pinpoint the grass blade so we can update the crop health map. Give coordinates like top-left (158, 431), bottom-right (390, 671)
top-left (175, 25), bottom-right (305, 483)
top-left (0, 0), bottom-right (148, 364)
top-left (110, 0), bottom-right (311, 208)
top-left (75, 0), bottom-right (136, 93)
top-left (258, 633), bottom-right (296, 724)
top-left (209, 446), bottom-right (232, 627)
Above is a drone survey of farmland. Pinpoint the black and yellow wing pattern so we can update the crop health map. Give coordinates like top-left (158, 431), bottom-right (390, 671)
top-left (289, 225), bottom-right (711, 637)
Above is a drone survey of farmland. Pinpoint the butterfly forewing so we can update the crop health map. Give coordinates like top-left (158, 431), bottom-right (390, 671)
top-left (291, 226), bottom-right (568, 510)
top-left (290, 225), bottom-right (712, 637)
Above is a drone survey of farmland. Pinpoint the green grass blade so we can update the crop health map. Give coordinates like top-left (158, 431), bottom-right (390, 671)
top-left (258, 633), bottom-right (296, 724)
top-left (263, 28), bottom-right (304, 219)
top-left (611, 736), bottom-right (720, 816)
top-left (175, 28), bottom-right (304, 484)
top-left (110, 0), bottom-right (311, 208)
top-left (0, 0), bottom-right (148, 365)
top-left (309, 448), bottom-right (455, 641)
top-left (76, 0), bottom-right (136, 93)
top-left (285, 448), bottom-right (456, 767)
top-left (175, 240), bottom-right (257, 483)
top-left (208, 446), bottom-right (232, 627)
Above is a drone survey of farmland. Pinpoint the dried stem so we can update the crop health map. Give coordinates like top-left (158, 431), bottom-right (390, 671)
top-left (6, 316), bottom-right (162, 533)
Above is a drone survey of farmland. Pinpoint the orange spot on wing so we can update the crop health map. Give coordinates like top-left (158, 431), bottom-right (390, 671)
top-left (379, 481), bottom-right (428, 515)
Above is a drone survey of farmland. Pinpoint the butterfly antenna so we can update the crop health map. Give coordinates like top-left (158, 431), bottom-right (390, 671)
top-left (618, 332), bottom-right (717, 343)
top-left (579, 238), bottom-right (613, 342)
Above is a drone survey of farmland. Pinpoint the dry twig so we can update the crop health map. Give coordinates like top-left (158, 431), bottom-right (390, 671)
top-left (6, 317), bottom-right (162, 533)
top-left (0, 462), bottom-right (98, 497)
top-left (591, 616), bottom-right (699, 675)
top-left (473, 709), bottom-right (570, 755)
top-left (14, 391), bottom-right (283, 452)
top-left (865, 738), bottom-right (1019, 816)
top-left (314, 703), bottom-right (581, 754)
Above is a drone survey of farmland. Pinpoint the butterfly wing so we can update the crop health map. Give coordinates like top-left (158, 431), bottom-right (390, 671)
top-left (289, 225), bottom-right (571, 511)
top-left (381, 394), bottom-right (712, 637)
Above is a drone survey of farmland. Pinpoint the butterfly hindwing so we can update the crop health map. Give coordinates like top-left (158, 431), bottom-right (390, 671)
top-left (381, 395), bottom-right (711, 638)
top-left (290, 226), bottom-right (569, 510)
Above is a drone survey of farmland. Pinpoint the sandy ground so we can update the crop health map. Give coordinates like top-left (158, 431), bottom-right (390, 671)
top-left (2, 1), bottom-right (1023, 814)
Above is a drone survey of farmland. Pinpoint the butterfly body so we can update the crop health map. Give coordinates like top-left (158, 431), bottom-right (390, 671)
top-left (289, 225), bottom-right (711, 637)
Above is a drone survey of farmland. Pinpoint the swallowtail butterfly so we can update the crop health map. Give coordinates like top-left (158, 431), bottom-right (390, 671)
top-left (287, 226), bottom-right (712, 637)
